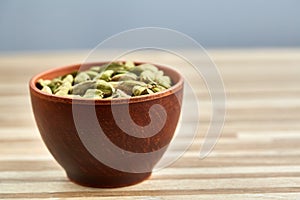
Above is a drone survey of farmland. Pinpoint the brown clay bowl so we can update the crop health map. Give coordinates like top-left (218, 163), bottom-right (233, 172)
top-left (29, 62), bottom-right (183, 188)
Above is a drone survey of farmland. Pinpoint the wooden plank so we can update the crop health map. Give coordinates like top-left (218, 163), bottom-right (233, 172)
top-left (6, 193), bottom-right (299, 200)
top-left (1, 177), bottom-right (300, 194)
top-left (2, 166), bottom-right (300, 181)
top-left (1, 49), bottom-right (300, 199)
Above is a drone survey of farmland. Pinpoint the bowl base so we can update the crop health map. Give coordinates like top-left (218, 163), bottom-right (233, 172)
top-left (66, 171), bottom-right (152, 188)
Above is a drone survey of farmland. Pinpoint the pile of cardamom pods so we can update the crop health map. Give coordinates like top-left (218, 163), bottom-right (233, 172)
top-left (37, 61), bottom-right (172, 99)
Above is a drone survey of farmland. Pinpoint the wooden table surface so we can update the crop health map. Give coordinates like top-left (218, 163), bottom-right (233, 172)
top-left (1, 49), bottom-right (300, 199)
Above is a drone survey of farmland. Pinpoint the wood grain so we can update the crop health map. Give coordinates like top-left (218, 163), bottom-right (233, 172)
top-left (0, 49), bottom-right (300, 199)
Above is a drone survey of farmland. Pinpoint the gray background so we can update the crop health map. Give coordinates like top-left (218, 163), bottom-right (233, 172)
top-left (1, 0), bottom-right (300, 52)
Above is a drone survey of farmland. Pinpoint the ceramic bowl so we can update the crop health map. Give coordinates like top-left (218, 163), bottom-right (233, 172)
top-left (29, 62), bottom-right (183, 188)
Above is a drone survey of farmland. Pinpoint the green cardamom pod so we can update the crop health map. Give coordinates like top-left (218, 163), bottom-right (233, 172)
top-left (104, 63), bottom-right (125, 72)
top-left (89, 66), bottom-right (101, 72)
top-left (96, 80), bottom-right (114, 97)
top-left (37, 79), bottom-right (51, 87)
top-left (116, 80), bottom-right (147, 95)
top-left (85, 70), bottom-right (98, 79)
top-left (133, 85), bottom-right (154, 96)
top-left (139, 63), bottom-right (159, 73)
top-left (132, 85), bottom-right (146, 96)
top-left (111, 72), bottom-right (137, 81)
top-left (72, 80), bottom-right (97, 95)
top-left (110, 89), bottom-right (131, 98)
top-left (83, 89), bottom-right (104, 99)
top-left (62, 74), bottom-right (73, 84)
top-left (124, 61), bottom-right (135, 70)
top-left (151, 85), bottom-right (166, 93)
top-left (129, 66), bottom-right (144, 75)
top-left (108, 81), bottom-right (121, 88)
top-left (114, 70), bottom-right (129, 74)
top-left (41, 85), bottom-right (52, 94)
top-left (55, 82), bottom-right (72, 96)
top-left (140, 70), bottom-right (155, 83)
top-left (146, 88), bottom-right (154, 94)
top-left (55, 87), bottom-right (69, 96)
top-left (155, 70), bottom-right (164, 78)
top-left (74, 72), bottom-right (91, 84)
top-left (156, 75), bottom-right (172, 89)
top-left (54, 81), bottom-right (72, 93)
top-left (95, 70), bottom-right (114, 81)
top-left (48, 78), bottom-right (63, 92)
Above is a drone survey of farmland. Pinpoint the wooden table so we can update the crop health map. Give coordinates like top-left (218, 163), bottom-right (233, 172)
top-left (1, 49), bottom-right (300, 199)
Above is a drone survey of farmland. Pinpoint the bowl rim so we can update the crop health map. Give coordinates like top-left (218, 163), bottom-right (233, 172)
top-left (29, 61), bottom-right (184, 105)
